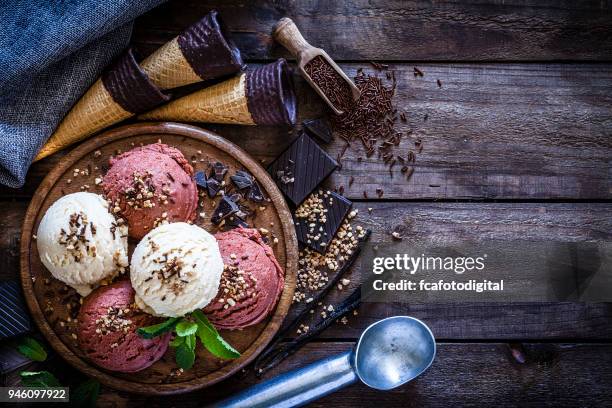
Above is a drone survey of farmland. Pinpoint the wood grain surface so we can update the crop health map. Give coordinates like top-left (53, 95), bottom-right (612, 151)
top-left (6, 63), bottom-right (610, 200)
top-left (2, 0), bottom-right (611, 406)
top-left (131, 0), bottom-right (612, 61)
top-left (17, 342), bottom-right (610, 407)
top-left (19, 123), bottom-right (298, 394)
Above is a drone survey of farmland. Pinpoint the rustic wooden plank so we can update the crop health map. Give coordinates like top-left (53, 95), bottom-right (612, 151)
top-left (5, 201), bottom-right (611, 339)
top-left (132, 0), bottom-right (612, 61)
top-left (4, 63), bottom-right (611, 200)
top-left (85, 342), bottom-right (612, 407)
top-left (284, 201), bottom-right (612, 340)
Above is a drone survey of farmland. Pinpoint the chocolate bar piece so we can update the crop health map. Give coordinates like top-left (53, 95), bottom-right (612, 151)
top-left (194, 171), bottom-right (207, 188)
top-left (303, 118), bottom-right (333, 144)
top-left (294, 190), bottom-right (352, 253)
top-left (231, 170), bottom-right (266, 203)
top-left (211, 195), bottom-right (240, 224)
top-left (231, 170), bottom-right (254, 190)
top-left (0, 281), bottom-right (31, 339)
top-left (268, 133), bottom-right (338, 206)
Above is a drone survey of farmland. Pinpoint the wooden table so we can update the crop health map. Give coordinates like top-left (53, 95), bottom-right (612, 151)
top-left (3, 1), bottom-right (611, 406)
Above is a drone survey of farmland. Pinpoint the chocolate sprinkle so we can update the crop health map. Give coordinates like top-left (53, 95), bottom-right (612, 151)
top-left (304, 55), bottom-right (354, 113)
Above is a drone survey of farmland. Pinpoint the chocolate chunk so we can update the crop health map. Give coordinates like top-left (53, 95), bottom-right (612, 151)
top-left (211, 195), bottom-right (239, 224)
top-left (206, 178), bottom-right (222, 198)
top-left (224, 215), bottom-right (249, 230)
top-left (231, 170), bottom-right (254, 190)
top-left (196, 168), bottom-right (223, 198)
top-left (294, 191), bottom-right (352, 253)
top-left (268, 133), bottom-right (338, 206)
top-left (229, 193), bottom-right (243, 203)
top-left (230, 170), bottom-right (266, 202)
top-left (194, 171), bottom-right (207, 188)
top-left (212, 162), bottom-right (228, 182)
top-left (247, 180), bottom-right (265, 202)
top-left (303, 118), bottom-right (333, 144)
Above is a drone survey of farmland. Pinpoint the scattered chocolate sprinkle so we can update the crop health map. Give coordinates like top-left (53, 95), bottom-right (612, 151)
top-left (415, 139), bottom-right (423, 153)
top-left (329, 66), bottom-right (404, 180)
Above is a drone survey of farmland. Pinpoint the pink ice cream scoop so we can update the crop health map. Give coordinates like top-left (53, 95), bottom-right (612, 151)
top-left (77, 280), bottom-right (170, 373)
top-left (204, 228), bottom-right (284, 330)
top-left (102, 143), bottom-right (198, 239)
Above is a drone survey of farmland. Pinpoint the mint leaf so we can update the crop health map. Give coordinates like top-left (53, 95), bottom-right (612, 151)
top-left (17, 337), bottom-right (47, 362)
top-left (20, 371), bottom-right (61, 387)
top-left (186, 333), bottom-right (196, 351)
top-left (137, 317), bottom-right (179, 339)
top-left (192, 310), bottom-right (240, 359)
top-left (71, 379), bottom-right (99, 408)
top-left (175, 342), bottom-right (195, 370)
top-left (175, 321), bottom-right (198, 337)
top-left (169, 336), bottom-right (183, 348)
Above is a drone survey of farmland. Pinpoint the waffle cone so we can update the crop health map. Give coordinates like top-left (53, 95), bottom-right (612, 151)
top-left (35, 79), bottom-right (131, 161)
top-left (138, 74), bottom-right (255, 125)
top-left (140, 38), bottom-right (201, 90)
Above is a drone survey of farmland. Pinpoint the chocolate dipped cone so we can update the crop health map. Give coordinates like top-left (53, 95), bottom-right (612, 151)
top-left (139, 59), bottom-right (297, 126)
top-left (140, 10), bottom-right (244, 90)
top-left (35, 50), bottom-right (169, 161)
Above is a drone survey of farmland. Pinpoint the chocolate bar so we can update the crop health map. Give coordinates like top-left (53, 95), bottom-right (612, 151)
top-left (268, 133), bottom-right (338, 206)
top-left (0, 281), bottom-right (31, 339)
top-left (294, 190), bottom-right (352, 253)
top-left (303, 118), bottom-right (333, 144)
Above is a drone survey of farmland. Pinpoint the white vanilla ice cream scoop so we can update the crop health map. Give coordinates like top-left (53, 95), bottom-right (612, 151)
top-left (131, 222), bottom-right (224, 317)
top-left (36, 192), bottom-right (129, 296)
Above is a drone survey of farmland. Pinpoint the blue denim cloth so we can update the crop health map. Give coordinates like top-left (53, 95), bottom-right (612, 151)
top-left (0, 0), bottom-right (165, 188)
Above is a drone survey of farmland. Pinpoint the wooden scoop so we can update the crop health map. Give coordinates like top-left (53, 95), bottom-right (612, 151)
top-left (274, 17), bottom-right (360, 115)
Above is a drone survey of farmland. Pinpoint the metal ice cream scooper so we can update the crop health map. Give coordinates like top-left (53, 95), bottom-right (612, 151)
top-left (208, 316), bottom-right (436, 408)
top-left (273, 17), bottom-right (360, 115)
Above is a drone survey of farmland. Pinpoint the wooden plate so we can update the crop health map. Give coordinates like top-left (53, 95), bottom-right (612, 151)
top-left (20, 122), bottom-right (298, 395)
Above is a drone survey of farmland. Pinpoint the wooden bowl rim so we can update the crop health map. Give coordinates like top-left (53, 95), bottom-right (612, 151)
top-left (20, 122), bottom-right (298, 395)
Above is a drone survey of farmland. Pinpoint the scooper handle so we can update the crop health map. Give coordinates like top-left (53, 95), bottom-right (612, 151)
top-left (274, 17), bottom-right (314, 59)
top-left (208, 350), bottom-right (357, 408)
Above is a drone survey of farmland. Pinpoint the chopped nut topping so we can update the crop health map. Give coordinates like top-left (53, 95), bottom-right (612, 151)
top-left (292, 216), bottom-right (365, 303)
top-left (94, 306), bottom-right (133, 335)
